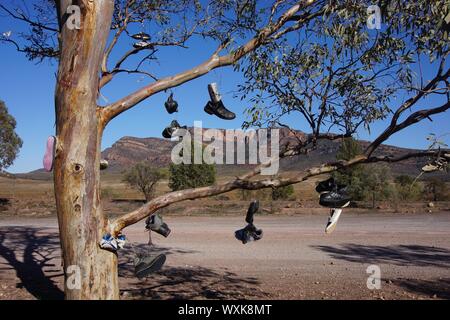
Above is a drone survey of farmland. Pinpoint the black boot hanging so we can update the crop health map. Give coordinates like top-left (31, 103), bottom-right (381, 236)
top-left (164, 93), bottom-right (179, 114)
top-left (204, 83), bottom-right (236, 120)
top-left (162, 120), bottom-right (187, 139)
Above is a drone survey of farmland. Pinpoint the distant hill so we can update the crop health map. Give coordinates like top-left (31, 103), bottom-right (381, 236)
top-left (101, 128), bottom-right (437, 177)
top-left (15, 127), bottom-right (449, 181)
top-left (102, 136), bottom-right (174, 171)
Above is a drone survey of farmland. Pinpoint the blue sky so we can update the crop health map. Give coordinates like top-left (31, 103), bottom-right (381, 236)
top-left (1, 5), bottom-right (449, 173)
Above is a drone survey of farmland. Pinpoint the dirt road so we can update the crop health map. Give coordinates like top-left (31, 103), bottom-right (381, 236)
top-left (0, 212), bottom-right (449, 300)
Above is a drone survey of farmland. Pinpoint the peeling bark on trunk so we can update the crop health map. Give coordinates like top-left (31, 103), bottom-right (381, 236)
top-left (54, 0), bottom-right (116, 300)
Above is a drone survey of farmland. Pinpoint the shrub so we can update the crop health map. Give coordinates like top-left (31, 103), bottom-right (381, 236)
top-left (123, 162), bottom-right (166, 201)
top-left (271, 185), bottom-right (295, 200)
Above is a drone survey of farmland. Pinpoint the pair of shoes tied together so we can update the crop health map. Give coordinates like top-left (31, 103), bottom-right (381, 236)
top-left (235, 200), bottom-right (263, 244)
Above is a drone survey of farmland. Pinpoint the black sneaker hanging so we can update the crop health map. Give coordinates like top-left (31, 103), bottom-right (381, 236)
top-left (315, 177), bottom-right (347, 194)
top-left (131, 32), bottom-right (151, 41)
top-left (235, 200), bottom-right (263, 244)
top-left (319, 191), bottom-right (351, 208)
top-left (316, 177), bottom-right (351, 208)
top-left (133, 41), bottom-right (152, 49)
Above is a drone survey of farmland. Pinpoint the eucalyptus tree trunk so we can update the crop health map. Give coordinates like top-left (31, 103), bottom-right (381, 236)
top-left (54, 0), bottom-right (117, 300)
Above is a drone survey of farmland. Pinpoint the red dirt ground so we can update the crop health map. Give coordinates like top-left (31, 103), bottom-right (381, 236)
top-left (0, 212), bottom-right (449, 300)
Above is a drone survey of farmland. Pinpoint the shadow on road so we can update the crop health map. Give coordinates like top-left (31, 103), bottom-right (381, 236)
top-left (0, 228), bottom-right (264, 300)
top-left (0, 226), bottom-right (64, 300)
top-left (392, 278), bottom-right (450, 299)
top-left (312, 244), bottom-right (450, 268)
top-left (120, 265), bottom-right (264, 299)
top-left (118, 242), bottom-right (199, 277)
top-left (313, 244), bottom-right (450, 298)
top-left (118, 243), bottom-right (265, 299)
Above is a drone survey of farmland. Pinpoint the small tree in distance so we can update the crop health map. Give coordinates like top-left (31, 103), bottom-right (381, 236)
top-left (424, 178), bottom-right (448, 202)
top-left (271, 185), bottom-right (294, 200)
top-left (169, 161), bottom-right (216, 191)
top-left (364, 165), bottom-right (392, 209)
top-left (123, 162), bottom-right (166, 201)
top-left (0, 100), bottom-right (22, 172)
top-left (333, 138), bottom-right (366, 200)
top-left (334, 139), bottom-right (392, 207)
top-left (169, 142), bottom-right (216, 191)
top-left (394, 175), bottom-right (422, 201)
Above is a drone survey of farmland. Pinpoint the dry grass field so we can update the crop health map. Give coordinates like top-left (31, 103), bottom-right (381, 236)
top-left (1, 173), bottom-right (449, 300)
top-left (0, 173), bottom-right (324, 217)
top-left (1, 172), bottom-right (448, 218)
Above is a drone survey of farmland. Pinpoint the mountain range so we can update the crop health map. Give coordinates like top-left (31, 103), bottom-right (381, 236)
top-left (12, 127), bottom-right (447, 180)
top-left (101, 127), bottom-right (435, 177)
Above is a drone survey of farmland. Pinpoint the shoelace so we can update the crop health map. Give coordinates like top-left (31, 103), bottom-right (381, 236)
top-left (328, 191), bottom-right (342, 198)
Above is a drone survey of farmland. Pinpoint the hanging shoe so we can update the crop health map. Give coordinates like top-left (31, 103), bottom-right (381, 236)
top-left (133, 41), bottom-right (152, 49)
top-left (319, 191), bottom-right (351, 208)
top-left (245, 200), bottom-right (259, 224)
top-left (235, 200), bottom-right (263, 244)
top-left (325, 208), bottom-right (342, 234)
top-left (145, 213), bottom-right (171, 237)
top-left (100, 233), bottom-right (118, 252)
top-left (116, 234), bottom-right (126, 249)
top-left (131, 32), bottom-right (151, 41)
top-left (100, 159), bottom-right (109, 170)
top-left (162, 120), bottom-right (187, 139)
top-left (315, 177), bottom-right (347, 194)
top-left (421, 157), bottom-right (448, 173)
top-left (235, 224), bottom-right (263, 244)
top-left (204, 100), bottom-right (236, 120)
top-left (134, 253), bottom-right (166, 279)
top-left (422, 163), bottom-right (440, 172)
top-left (204, 83), bottom-right (235, 120)
top-left (208, 82), bottom-right (222, 103)
top-left (316, 177), bottom-right (336, 193)
top-left (43, 136), bottom-right (56, 172)
top-left (164, 93), bottom-right (178, 114)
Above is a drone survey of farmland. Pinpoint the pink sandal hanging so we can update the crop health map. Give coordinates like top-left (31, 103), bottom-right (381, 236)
top-left (43, 135), bottom-right (56, 172)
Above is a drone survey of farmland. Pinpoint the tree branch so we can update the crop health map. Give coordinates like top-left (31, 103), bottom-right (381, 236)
top-left (101, 16), bottom-right (130, 74)
top-left (0, 4), bottom-right (59, 32)
top-left (0, 37), bottom-right (59, 59)
top-left (109, 148), bottom-right (443, 236)
top-left (99, 48), bottom-right (158, 88)
top-left (100, 0), bottom-right (318, 126)
top-left (365, 64), bottom-right (450, 156)
top-left (100, 9), bottom-right (201, 89)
